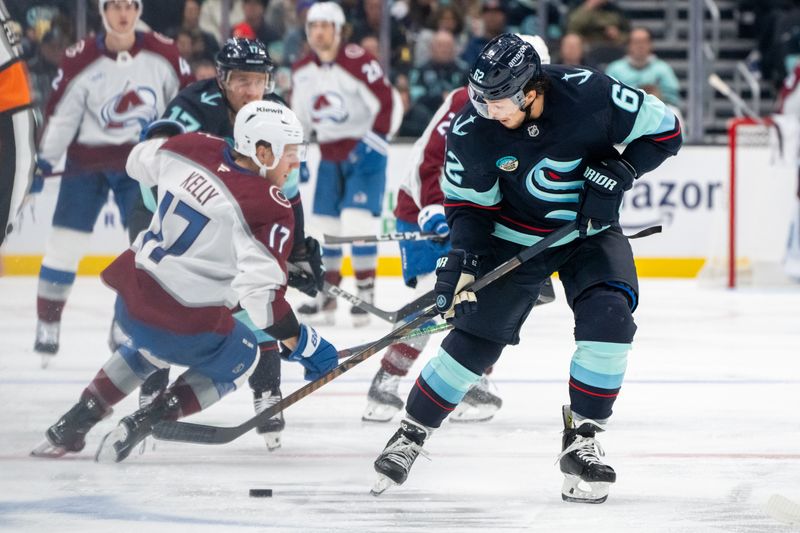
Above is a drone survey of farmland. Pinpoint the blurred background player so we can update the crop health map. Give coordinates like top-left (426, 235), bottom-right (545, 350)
top-left (291, 1), bottom-right (399, 327)
top-left (363, 34), bottom-right (556, 425)
top-left (776, 62), bottom-right (800, 282)
top-left (133, 37), bottom-right (323, 451)
top-left (31, 101), bottom-right (338, 463)
top-left (372, 34), bottom-right (681, 502)
top-left (0, 0), bottom-right (35, 247)
top-left (31, 0), bottom-right (194, 365)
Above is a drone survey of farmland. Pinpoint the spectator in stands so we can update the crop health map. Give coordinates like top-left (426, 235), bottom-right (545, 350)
top-left (351, 0), bottom-right (413, 75)
top-left (414, 6), bottom-right (466, 67)
top-left (359, 32), bottom-right (381, 60)
top-left (559, 32), bottom-right (586, 66)
top-left (140, 0), bottom-right (184, 34)
top-left (605, 27), bottom-right (681, 106)
top-left (283, 0), bottom-right (313, 66)
top-left (461, 0), bottom-right (507, 66)
top-left (232, 0), bottom-right (282, 46)
top-left (169, 0), bottom-right (219, 59)
top-left (567, 0), bottom-right (629, 47)
top-left (191, 58), bottom-right (217, 80)
top-left (409, 30), bottom-right (468, 113)
top-left (200, 0), bottom-right (245, 43)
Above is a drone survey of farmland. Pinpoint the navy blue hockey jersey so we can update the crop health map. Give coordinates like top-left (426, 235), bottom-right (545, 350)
top-left (443, 64), bottom-right (682, 255)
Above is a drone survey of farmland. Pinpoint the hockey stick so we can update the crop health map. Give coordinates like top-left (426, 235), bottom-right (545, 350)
top-left (289, 263), bottom-right (436, 324)
top-left (336, 321), bottom-right (453, 358)
top-left (323, 231), bottom-right (446, 244)
top-left (708, 73), bottom-right (763, 121)
top-left (765, 494), bottom-right (800, 526)
top-left (152, 223), bottom-right (577, 445)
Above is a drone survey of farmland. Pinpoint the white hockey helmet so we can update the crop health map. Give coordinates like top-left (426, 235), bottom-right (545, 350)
top-left (99, 0), bottom-right (142, 35)
top-left (234, 100), bottom-right (306, 176)
top-left (517, 34), bottom-right (550, 65)
top-left (306, 2), bottom-right (346, 34)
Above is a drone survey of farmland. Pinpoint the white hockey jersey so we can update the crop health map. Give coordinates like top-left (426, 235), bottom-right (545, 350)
top-left (39, 31), bottom-right (193, 173)
top-left (102, 133), bottom-right (295, 334)
top-left (291, 43), bottom-right (397, 161)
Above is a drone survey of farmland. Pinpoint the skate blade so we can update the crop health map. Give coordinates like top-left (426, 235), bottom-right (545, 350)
top-left (561, 474), bottom-right (611, 504)
top-left (370, 473), bottom-right (395, 496)
top-left (449, 402), bottom-right (499, 423)
top-left (361, 401), bottom-right (401, 423)
top-left (94, 424), bottom-right (129, 463)
top-left (260, 432), bottom-right (282, 451)
top-left (30, 439), bottom-right (68, 458)
top-left (40, 353), bottom-right (55, 369)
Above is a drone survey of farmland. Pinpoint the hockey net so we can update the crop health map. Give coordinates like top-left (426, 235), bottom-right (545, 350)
top-left (699, 117), bottom-right (798, 287)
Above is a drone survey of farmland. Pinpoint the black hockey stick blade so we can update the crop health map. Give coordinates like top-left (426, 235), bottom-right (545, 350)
top-left (323, 231), bottom-right (446, 244)
top-left (152, 222), bottom-right (576, 445)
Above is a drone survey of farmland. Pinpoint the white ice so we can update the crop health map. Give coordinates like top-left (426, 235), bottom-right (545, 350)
top-left (1, 276), bottom-right (799, 532)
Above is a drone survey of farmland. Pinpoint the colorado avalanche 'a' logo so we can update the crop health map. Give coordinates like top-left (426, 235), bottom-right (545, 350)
top-left (310, 91), bottom-right (349, 124)
top-left (100, 82), bottom-right (158, 130)
top-left (269, 185), bottom-right (291, 208)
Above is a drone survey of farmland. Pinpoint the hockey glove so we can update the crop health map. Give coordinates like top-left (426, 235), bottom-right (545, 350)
top-left (299, 161), bottom-right (310, 183)
top-left (281, 324), bottom-right (338, 381)
top-left (29, 158), bottom-right (53, 195)
top-left (434, 249), bottom-right (480, 319)
top-left (577, 158), bottom-right (636, 238)
top-left (418, 204), bottom-right (450, 238)
top-left (139, 119), bottom-right (186, 142)
top-left (288, 236), bottom-right (325, 297)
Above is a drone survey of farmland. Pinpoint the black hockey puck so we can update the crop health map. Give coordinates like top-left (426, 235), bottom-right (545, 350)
top-left (249, 489), bottom-right (273, 497)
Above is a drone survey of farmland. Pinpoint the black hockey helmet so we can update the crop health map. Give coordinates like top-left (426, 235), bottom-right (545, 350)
top-left (468, 33), bottom-right (541, 119)
top-left (216, 37), bottom-right (276, 93)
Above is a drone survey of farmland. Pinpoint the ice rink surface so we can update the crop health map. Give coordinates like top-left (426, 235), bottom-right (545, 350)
top-left (1, 276), bottom-right (799, 532)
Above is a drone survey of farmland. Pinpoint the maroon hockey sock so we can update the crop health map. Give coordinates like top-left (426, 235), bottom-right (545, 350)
top-left (381, 342), bottom-right (422, 376)
top-left (37, 297), bottom-right (66, 323)
top-left (84, 370), bottom-right (126, 409)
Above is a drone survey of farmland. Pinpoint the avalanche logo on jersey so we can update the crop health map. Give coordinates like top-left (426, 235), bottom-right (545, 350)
top-left (100, 81), bottom-right (158, 130)
top-left (269, 185), bottom-right (291, 208)
top-left (310, 92), bottom-right (349, 124)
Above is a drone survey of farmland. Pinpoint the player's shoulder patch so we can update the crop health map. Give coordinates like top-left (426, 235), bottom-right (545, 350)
top-left (344, 43), bottom-right (365, 59)
top-left (268, 185), bottom-right (291, 209)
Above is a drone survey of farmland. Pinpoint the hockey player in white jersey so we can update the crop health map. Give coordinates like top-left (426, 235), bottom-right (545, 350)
top-left (777, 65), bottom-right (800, 281)
top-left (291, 1), bottom-right (400, 327)
top-left (32, 0), bottom-right (194, 364)
top-left (31, 101), bottom-right (340, 462)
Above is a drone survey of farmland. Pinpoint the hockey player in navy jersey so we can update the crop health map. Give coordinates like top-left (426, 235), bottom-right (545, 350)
top-left (31, 101), bottom-right (339, 463)
top-left (32, 0), bottom-right (194, 364)
top-left (372, 34), bottom-right (682, 502)
top-left (291, 1), bottom-right (400, 327)
top-left (134, 37), bottom-right (323, 451)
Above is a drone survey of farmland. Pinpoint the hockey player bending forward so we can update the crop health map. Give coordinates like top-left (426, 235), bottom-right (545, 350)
top-left (372, 34), bottom-right (682, 502)
top-left (31, 101), bottom-right (339, 462)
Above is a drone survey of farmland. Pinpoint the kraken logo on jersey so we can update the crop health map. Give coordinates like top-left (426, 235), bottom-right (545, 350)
top-left (525, 157), bottom-right (584, 205)
top-left (100, 82), bottom-right (158, 130)
top-left (311, 91), bottom-right (349, 124)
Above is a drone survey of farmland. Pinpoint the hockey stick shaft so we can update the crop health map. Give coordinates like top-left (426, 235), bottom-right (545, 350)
top-left (152, 223), bottom-right (576, 445)
top-left (323, 231), bottom-right (446, 244)
top-left (336, 322), bottom-right (453, 358)
top-left (708, 73), bottom-right (762, 121)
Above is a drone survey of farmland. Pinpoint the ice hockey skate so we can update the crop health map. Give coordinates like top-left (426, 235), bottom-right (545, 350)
top-left (450, 375), bottom-right (503, 423)
top-left (95, 393), bottom-right (180, 463)
top-left (556, 405), bottom-right (616, 504)
top-left (297, 293), bottom-right (337, 326)
top-left (350, 279), bottom-right (375, 328)
top-left (371, 418), bottom-right (430, 496)
top-left (254, 389), bottom-right (285, 451)
top-left (31, 394), bottom-right (110, 458)
top-left (362, 368), bottom-right (404, 422)
top-left (33, 320), bottom-right (60, 367)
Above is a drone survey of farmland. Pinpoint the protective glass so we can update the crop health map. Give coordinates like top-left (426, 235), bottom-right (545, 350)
top-left (226, 72), bottom-right (268, 94)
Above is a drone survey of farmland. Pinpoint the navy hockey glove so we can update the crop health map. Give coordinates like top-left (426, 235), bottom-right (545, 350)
top-left (418, 204), bottom-right (450, 238)
top-left (29, 158), bottom-right (53, 194)
top-left (288, 236), bottom-right (325, 297)
top-left (577, 158), bottom-right (636, 238)
top-left (434, 250), bottom-right (480, 319)
top-left (282, 324), bottom-right (338, 381)
top-left (139, 119), bottom-right (185, 142)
